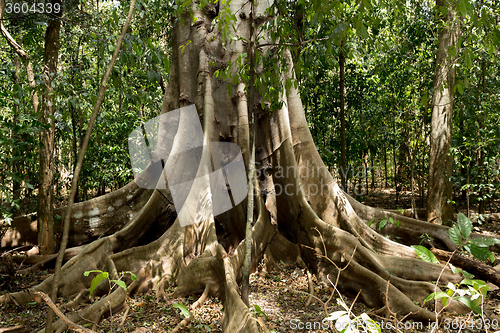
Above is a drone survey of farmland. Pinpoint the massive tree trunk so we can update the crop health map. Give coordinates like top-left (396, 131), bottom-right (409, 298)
top-left (1, 1), bottom-right (475, 331)
top-left (427, 0), bottom-right (460, 225)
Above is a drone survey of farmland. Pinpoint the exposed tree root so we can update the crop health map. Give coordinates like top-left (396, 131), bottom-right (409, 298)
top-left (171, 284), bottom-right (210, 333)
top-left (16, 246), bottom-right (83, 274)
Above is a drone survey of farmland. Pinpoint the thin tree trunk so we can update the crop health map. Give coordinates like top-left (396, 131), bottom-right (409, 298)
top-left (370, 152), bottom-right (375, 190)
top-left (477, 62), bottom-right (486, 214)
top-left (427, 0), bottom-right (460, 225)
top-left (12, 59), bottom-right (21, 205)
top-left (421, 108), bottom-right (427, 208)
top-left (339, 41), bottom-right (346, 192)
top-left (241, 0), bottom-right (256, 306)
top-left (410, 146), bottom-right (418, 219)
top-left (38, 7), bottom-right (61, 255)
top-left (384, 140), bottom-right (388, 188)
top-left (392, 114), bottom-right (398, 204)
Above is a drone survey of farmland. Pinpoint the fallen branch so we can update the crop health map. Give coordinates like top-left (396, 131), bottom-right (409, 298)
top-left (431, 248), bottom-right (500, 287)
top-left (34, 292), bottom-right (96, 333)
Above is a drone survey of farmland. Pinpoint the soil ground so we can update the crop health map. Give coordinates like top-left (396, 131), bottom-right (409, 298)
top-left (1, 189), bottom-right (499, 333)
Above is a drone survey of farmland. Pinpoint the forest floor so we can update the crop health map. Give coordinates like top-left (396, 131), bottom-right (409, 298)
top-left (1, 189), bottom-right (500, 332)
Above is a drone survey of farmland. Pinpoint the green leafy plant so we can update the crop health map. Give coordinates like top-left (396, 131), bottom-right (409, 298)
top-left (418, 233), bottom-right (435, 244)
top-left (412, 213), bottom-right (500, 315)
top-left (325, 298), bottom-right (381, 333)
top-left (368, 217), bottom-right (403, 231)
top-left (83, 270), bottom-right (137, 299)
top-left (251, 304), bottom-right (268, 320)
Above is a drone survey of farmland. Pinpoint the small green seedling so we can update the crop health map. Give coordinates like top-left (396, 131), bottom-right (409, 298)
top-left (368, 217), bottom-right (403, 230)
top-left (252, 304), bottom-right (268, 320)
top-left (83, 270), bottom-right (137, 299)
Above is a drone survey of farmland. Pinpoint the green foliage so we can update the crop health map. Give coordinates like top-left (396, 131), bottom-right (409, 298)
top-left (251, 304), bottom-right (268, 320)
top-left (447, 213), bottom-right (500, 262)
top-left (172, 302), bottom-right (191, 318)
top-left (411, 245), bottom-right (439, 264)
top-left (415, 213), bottom-right (500, 315)
top-left (368, 216), bottom-right (402, 231)
top-left (0, 0), bottom-right (172, 207)
top-left (83, 270), bottom-right (137, 299)
top-left (423, 279), bottom-right (488, 315)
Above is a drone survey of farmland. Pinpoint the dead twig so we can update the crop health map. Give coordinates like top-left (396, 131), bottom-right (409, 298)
top-left (34, 291), bottom-right (96, 333)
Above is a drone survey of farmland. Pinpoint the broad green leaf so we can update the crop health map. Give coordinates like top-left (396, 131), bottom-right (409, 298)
top-left (461, 270), bottom-right (474, 279)
top-left (449, 45), bottom-right (457, 58)
top-left (457, 0), bottom-right (467, 16)
top-left (464, 50), bottom-right (472, 68)
top-left (494, 29), bottom-right (500, 47)
top-left (449, 263), bottom-right (460, 274)
top-left (457, 213), bottom-right (472, 240)
top-left (412, 245), bottom-right (439, 263)
top-left (423, 291), bottom-right (449, 304)
top-left (359, 23), bottom-right (368, 39)
top-left (469, 237), bottom-right (500, 247)
top-left (421, 91), bottom-right (428, 107)
top-left (84, 270), bottom-right (103, 277)
top-left (449, 226), bottom-right (462, 246)
top-left (495, 29), bottom-right (500, 43)
top-left (461, 278), bottom-right (488, 290)
top-left (173, 302), bottom-right (191, 318)
top-left (455, 296), bottom-right (482, 314)
top-left (468, 244), bottom-right (495, 262)
top-left (112, 280), bottom-right (127, 290)
top-left (89, 272), bottom-right (109, 298)
top-left (378, 218), bottom-right (388, 230)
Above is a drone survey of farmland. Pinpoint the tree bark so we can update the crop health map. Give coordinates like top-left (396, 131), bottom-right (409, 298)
top-left (339, 41), bottom-right (347, 192)
top-left (427, 0), bottom-right (460, 225)
top-left (241, 0), bottom-right (256, 306)
top-left (38, 8), bottom-right (61, 255)
top-left (477, 62), bottom-right (486, 214)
